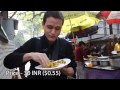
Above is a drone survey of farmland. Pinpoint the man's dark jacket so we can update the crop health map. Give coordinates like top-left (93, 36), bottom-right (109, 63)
top-left (4, 35), bottom-right (76, 79)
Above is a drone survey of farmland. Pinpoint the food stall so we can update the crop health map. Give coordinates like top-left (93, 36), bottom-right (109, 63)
top-left (84, 55), bottom-right (120, 79)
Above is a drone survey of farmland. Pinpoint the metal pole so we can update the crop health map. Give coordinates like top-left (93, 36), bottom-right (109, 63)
top-left (104, 21), bottom-right (107, 36)
top-left (117, 24), bottom-right (119, 34)
top-left (68, 18), bottom-right (74, 39)
top-left (109, 24), bottom-right (113, 35)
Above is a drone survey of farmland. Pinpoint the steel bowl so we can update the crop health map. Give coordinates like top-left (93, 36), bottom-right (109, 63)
top-left (99, 60), bottom-right (110, 67)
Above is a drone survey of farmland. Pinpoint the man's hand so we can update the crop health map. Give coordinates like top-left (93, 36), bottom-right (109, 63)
top-left (23, 52), bottom-right (50, 67)
top-left (60, 66), bottom-right (74, 76)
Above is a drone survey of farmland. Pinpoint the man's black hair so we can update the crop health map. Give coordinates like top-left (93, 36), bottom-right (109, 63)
top-left (79, 41), bottom-right (86, 46)
top-left (42, 11), bottom-right (64, 25)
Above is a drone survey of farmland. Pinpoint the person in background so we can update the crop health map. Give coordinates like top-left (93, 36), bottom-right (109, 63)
top-left (4, 11), bottom-right (77, 79)
top-left (114, 38), bottom-right (120, 53)
top-left (88, 43), bottom-right (101, 56)
top-left (74, 41), bottom-right (88, 79)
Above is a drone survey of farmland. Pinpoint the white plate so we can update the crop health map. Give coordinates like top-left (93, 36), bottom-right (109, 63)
top-left (35, 58), bottom-right (71, 70)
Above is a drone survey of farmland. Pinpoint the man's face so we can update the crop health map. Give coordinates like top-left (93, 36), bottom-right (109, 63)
top-left (42, 17), bottom-right (63, 42)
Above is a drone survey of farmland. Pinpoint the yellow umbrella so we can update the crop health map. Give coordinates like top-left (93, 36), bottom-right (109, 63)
top-left (61, 11), bottom-right (100, 34)
top-left (40, 11), bottom-right (100, 34)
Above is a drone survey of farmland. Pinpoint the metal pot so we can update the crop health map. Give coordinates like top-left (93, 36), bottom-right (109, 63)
top-left (110, 55), bottom-right (120, 68)
top-left (99, 60), bottom-right (110, 67)
top-left (91, 60), bottom-right (99, 66)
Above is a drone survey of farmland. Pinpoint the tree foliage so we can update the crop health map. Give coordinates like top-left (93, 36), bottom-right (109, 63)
top-left (9, 11), bottom-right (45, 48)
